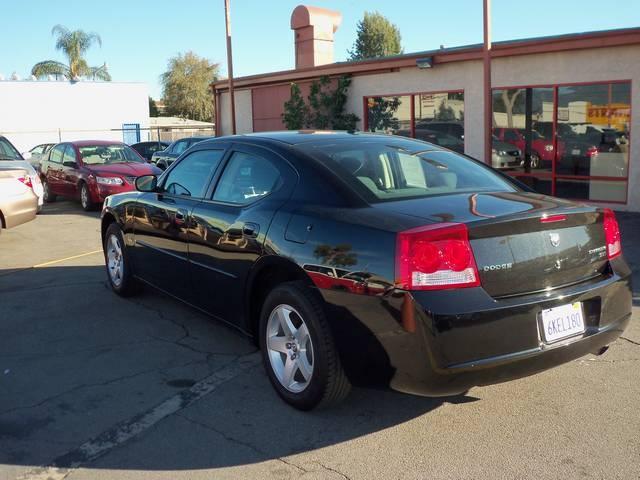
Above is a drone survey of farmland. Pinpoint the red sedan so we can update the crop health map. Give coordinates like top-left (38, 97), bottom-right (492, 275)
top-left (40, 141), bottom-right (162, 210)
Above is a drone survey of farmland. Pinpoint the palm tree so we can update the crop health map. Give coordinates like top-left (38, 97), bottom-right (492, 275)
top-left (31, 25), bottom-right (111, 81)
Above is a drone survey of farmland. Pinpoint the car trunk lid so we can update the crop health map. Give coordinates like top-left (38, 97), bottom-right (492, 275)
top-left (375, 191), bottom-right (609, 297)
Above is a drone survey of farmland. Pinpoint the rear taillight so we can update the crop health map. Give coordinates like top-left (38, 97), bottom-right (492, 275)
top-left (603, 209), bottom-right (621, 259)
top-left (396, 223), bottom-right (480, 290)
top-left (17, 175), bottom-right (33, 189)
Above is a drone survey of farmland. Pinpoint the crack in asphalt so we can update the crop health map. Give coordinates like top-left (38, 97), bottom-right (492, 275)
top-left (620, 336), bottom-right (640, 347)
top-left (0, 280), bottom-right (104, 295)
top-left (175, 413), bottom-right (308, 475)
top-left (313, 461), bottom-right (352, 480)
top-left (0, 358), bottom-right (211, 418)
top-left (15, 353), bottom-right (261, 480)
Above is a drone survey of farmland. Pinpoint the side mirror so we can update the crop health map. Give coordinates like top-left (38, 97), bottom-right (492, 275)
top-left (135, 174), bottom-right (158, 192)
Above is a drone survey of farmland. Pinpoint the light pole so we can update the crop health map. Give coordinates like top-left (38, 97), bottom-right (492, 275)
top-left (224, 0), bottom-right (237, 135)
top-left (483, 0), bottom-right (492, 166)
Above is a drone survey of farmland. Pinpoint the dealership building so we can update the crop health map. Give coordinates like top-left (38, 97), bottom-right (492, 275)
top-left (213, 6), bottom-right (640, 211)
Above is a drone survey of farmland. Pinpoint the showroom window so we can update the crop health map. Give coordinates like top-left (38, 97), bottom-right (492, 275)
top-left (492, 81), bottom-right (630, 203)
top-left (365, 91), bottom-right (465, 154)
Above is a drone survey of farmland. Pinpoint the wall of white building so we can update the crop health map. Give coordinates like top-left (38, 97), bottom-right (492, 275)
top-left (0, 81), bottom-right (150, 153)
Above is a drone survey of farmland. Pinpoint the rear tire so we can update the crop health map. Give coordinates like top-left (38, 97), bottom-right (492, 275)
top-left (259, 281), bottom-right (351, 410)
top-left (104, 223), bottom-right (139, 297)
top-left (43, 178), bottom-right (56, 203)
top-left (80, 182), bottom-right (95, 211)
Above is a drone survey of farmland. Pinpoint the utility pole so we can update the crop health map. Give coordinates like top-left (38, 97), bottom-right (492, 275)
top-left (483, 0), bottom-right (492, 165)
top-left (224, 0), bottom-right (237, 134)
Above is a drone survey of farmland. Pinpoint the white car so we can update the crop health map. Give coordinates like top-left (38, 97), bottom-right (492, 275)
top-left (0, 136), bottom-right (44, 211)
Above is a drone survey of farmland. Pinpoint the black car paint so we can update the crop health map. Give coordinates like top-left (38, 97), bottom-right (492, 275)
top-left (101, 132), bottom-right (632, 396)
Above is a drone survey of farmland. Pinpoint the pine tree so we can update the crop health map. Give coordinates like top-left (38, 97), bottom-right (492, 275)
top-left (348, 12), bottom-right (402, 61)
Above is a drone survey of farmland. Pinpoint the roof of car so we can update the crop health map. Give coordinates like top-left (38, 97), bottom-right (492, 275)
top-left (67, 140), bottom-right (127, 147)
top-left (217, 130), bottom-right (438, 146)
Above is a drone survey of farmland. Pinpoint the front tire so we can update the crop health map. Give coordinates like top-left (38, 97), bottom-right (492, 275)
top-left (80, 182), bottom-right (95, 211)
top-left (259, 281), bottom-right (351, 410)
top-left (104, 223), bottom-right (139, 297)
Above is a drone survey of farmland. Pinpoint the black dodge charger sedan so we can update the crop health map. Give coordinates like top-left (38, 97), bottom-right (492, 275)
top-left (100, 131), bottom-right (632, 410)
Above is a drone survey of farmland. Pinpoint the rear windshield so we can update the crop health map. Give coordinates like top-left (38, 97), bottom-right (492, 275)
top-left (302, 140), bottom-right (516, 202)
top-left (0, 137), bottom-right (22, 161)
top-left (79, 145), bottom-right (143, 165)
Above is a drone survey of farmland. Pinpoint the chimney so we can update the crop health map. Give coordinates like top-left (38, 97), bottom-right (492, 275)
top-left (291, 5), bottom-right (342, 69)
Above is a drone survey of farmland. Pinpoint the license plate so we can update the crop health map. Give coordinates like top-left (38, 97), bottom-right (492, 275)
top-left (571, 148), bottom-right (581, 155)
top-left (541, 302), bottom-right (585, 343)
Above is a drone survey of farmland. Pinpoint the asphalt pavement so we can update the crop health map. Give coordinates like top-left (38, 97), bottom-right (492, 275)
top-left (0, 200), bottom-right (638, 480)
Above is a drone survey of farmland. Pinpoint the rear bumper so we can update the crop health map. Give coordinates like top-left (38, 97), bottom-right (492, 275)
top-left (0, 191), bottom-right (38, 229)
top-left (321, 258), bottom-right (632, 397)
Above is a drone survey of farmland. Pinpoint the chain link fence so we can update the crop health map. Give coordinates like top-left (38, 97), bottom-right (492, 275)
top-left (1, 125), bottom-right (216, 154)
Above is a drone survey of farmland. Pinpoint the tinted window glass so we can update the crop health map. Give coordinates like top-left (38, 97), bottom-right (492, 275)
top-left (212, 151), bottom-right (281, 205)
top-left (49, 144), bottom-right (65, 164)
top-left (173, 140), bottom-right (189, 155)
top-left (0, 138), bottom-right (21, 160)
top-left (62, 145), bottom-right (77, 166)
top-left (163, 149), bottom-right (224, 198)
top-left (304, 141), bottom-right (514, 203)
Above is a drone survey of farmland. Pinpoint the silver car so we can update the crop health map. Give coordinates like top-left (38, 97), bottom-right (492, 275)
top-left (492, 137), bottom-right (522, 169)
top-left (0, 136), bottom-right (44, 210)
top-left (0, 167), bottom-right (38, 232)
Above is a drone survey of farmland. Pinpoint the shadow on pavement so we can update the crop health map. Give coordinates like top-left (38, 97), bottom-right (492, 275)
top-left (38, 199), bottom-right (101, 218)
top-left (0, 264), bottom-right (472, 472)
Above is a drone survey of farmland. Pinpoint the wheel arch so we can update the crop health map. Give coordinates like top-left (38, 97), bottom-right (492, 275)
top-left (101, 210), bottom-right (118, 243)
top-left (244, 255), bottom-right (316, 341)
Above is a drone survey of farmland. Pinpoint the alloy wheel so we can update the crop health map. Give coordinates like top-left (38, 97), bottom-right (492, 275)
top-left (106, 234), bottom-right (124, 287)
top-left (81, 185), bottom-right (89, 209)
top-left (266, 304), bottom-right (314, 393)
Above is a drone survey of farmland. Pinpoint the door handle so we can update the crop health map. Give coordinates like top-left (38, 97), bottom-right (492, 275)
top-left (174, 208), bottom-right (188, 226)
top-left (242, 222), bottom-right (259, 237)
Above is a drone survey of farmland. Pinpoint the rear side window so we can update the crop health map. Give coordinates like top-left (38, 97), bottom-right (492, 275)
top-left (163, 149), bottom-right (224, 198)
top-left (303, 141), bottom-right (515, 203)
top-left (212, 151), bottom-right (281, 205)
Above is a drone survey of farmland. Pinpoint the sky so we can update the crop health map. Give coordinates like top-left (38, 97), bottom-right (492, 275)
top-left (2, 0), bottom-right (639, 99)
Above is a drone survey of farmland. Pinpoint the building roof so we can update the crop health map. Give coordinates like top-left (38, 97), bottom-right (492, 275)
top-left (149, 116), bottom-right (214, 128)
top-left (213, 26), bottom-right (640, 91)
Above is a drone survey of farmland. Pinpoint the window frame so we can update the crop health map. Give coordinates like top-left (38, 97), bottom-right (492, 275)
top-left (48, 143), bottom-right (66, 164)
top-left (204, 143), bottom-right (298, 208)
top-left (158, 147), bottom-right (228, 200)
top-left (491, 79), bottom-right (632, 205)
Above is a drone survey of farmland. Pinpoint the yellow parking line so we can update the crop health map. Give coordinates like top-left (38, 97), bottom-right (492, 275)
top-left (33, 250), bottom-right (103, 268)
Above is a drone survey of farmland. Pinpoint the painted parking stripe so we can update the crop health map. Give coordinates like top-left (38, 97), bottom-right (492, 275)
top-left (17, 352), bottom-right (261, 480)
top-left (33, 250), bottom-right (103, 268)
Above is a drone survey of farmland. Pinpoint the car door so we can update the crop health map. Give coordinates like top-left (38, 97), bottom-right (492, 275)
top-left (43, 144), bottom-right (66, 195)
top-left (188, 143), bottom-right (298, 324)
top-left (60, 144), bottom-right (81, 197)
top-left (131, 147), bottom-right (226, 301)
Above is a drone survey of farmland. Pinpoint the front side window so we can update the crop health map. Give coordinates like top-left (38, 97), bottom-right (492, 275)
top-left (172, 140), bottom-right (189, 155)
top-left (163, 149), bottom-right (224, 198)
top-left (305, 140), bottom-right (514, 203)
top-left (213, 151), bottom-right (281, 205)
top-left (49, 144), bottom-right (65, 164)
top-left (79, 145), bottom-right (144, 165)
top-left (30, 145), bottom-right (44, 155)
top-left (62, 145), bottom-right (77, 166)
